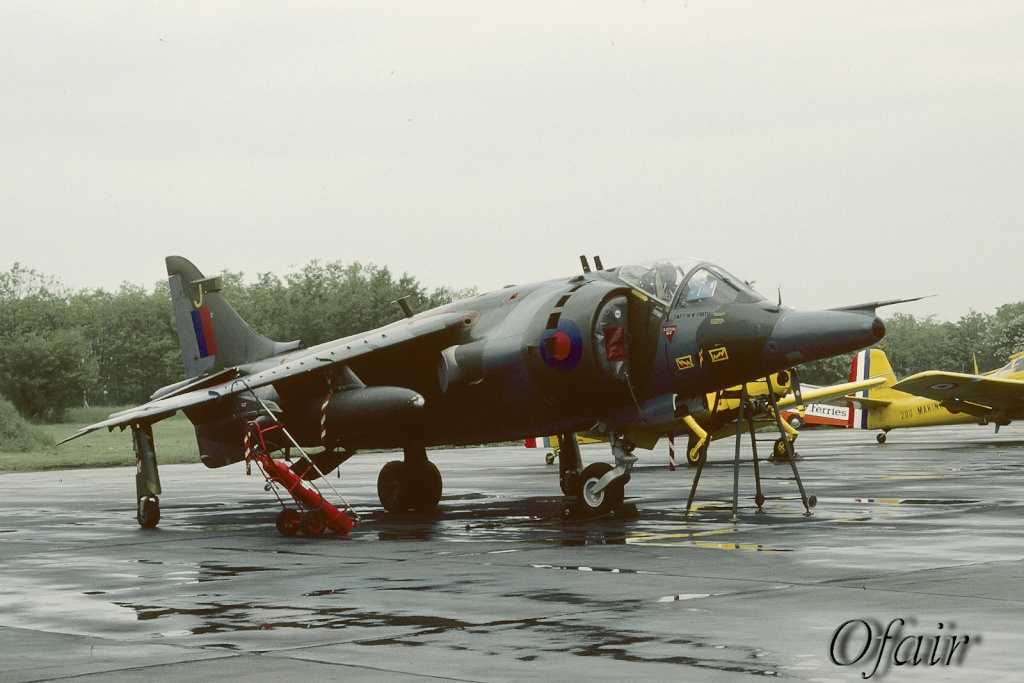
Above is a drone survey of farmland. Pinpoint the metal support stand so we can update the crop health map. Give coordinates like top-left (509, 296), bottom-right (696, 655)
top-left (764, 374), bottom-right (816, 513)
top-left (748, 417), bottom-right (766, 510)
top-left (731, 385), bottom-right (746, 521)
top-left (685, 373), bottom-right (816, 517)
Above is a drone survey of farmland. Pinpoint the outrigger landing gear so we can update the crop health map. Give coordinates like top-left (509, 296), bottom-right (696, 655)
top-left (132, 424), bottom-right (161, 529)
top-left (377, 446), bottom-right (442, 513)
top-left (560, 432), bottom-right (636, 518)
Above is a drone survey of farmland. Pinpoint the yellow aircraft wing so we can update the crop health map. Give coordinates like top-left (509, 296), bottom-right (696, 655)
top-left (618, 376), bottom-right (887, 449)
top-left (892, 371), bottom-right (1024, 420)
top-left (842, 395), bottom-right (894, 409)
top-left (773, 377), bottom-right (886, 410)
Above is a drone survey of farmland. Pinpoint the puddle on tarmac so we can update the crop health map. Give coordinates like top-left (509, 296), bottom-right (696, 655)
top-left (114, 600), bottom-right (474, 636)
top-left (530, 564), bottom-right (660, 574)
top-left (103, 588), bottom-right (784, 675)
top-left (849, 498), bottom-right (979, 506)
top-left (900, 499), bottom-right (979, 505)
top-left (128, 559), bottom-right (280, 582)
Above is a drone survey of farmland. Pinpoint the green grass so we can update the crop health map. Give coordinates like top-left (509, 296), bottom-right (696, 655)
top-left (0, 406), bottom-right (202, 472)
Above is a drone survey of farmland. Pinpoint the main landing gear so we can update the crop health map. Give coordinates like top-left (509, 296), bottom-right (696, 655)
top-left (558, 432), bottom-right (636, 517)
top-left (377, 446), bottom-right (443, 513)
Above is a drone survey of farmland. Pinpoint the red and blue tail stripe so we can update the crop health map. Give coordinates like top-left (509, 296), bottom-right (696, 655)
top-left (191, 306), bottom-right (218, 358)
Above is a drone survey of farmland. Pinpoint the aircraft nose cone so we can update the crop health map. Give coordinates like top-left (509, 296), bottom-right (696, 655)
top-left (766, 309), bottom-right (885, 366)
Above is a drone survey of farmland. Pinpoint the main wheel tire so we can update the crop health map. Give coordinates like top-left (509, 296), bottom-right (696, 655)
top-left (408, 460), bottom-right (442, 513)
top-left (300, 511), bottom-right (326, 537)
top-left (137, 496), bottom-right (160, 529)
top-left (276, 508), bottom-right (301, 536)
top-left (773, 438), bottom-right (791, 460)
top-left (575, 462), bottom-right (623, 516)
top-left (378, 460), bottom-right (410, 512)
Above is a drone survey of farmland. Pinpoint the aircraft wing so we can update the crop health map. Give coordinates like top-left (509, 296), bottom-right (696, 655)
top-left (841, 395), bottom-right (893, 409)
top-left (57, 310), bottom-right (475, 446)
top-left (773, 377), bottom-right (886, 410)
top-left (892, 371), bottom-right (1024, 419)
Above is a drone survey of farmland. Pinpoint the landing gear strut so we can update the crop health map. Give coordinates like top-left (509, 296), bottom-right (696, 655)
top-left (132, 424), bottom-right (161, 529)
top-left (377, 446), bottom-right (442, 513)
top-left (560, 432), bottom-right (636, 518)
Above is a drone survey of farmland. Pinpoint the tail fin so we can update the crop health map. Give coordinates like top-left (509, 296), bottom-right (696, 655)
top-left (847, 348), bottom-right (901, 429)
top-left (166, 256), bottom-right (299, 378)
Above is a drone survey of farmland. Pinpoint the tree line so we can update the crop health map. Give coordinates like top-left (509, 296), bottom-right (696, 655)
top-left (0, 262), bottom-right (472, 422)
top-left (2, 260), bottom-right (1023, 422)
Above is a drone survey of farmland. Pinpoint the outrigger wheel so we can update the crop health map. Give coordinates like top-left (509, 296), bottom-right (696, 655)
top-left (137, 496), bottom-right (160, 529)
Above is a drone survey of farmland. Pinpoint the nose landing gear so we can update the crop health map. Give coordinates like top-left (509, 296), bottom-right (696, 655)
top-left (559, 432), bottom-right (636, 518)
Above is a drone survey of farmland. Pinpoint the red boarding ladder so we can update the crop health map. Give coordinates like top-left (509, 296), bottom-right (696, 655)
top-left (243, 408), bottom-right (359, 538)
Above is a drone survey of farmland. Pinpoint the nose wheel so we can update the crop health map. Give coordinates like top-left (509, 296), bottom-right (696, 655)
top-left (575, 462), bottom-right (626, 515)
top-left (561, 432), bottom-right (635, 518)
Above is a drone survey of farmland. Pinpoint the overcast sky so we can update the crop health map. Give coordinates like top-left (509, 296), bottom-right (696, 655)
top-left (2, 2), bottom-right (1021, 321)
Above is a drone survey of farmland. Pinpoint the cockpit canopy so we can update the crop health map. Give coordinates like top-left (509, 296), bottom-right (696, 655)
top-left (614, 258), bottom-right (765, 307)
top-left (995, 354), bottom-right (1024, 377)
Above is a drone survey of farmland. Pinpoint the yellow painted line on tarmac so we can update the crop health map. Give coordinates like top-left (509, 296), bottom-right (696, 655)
top-left (693, 541), bottom-right (789, 552)
top-left (627, 528), bottom-right (738, 543)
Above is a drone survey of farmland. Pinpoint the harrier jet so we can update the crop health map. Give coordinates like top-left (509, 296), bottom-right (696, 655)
top-left (60, 255), bottom-right (887, 529)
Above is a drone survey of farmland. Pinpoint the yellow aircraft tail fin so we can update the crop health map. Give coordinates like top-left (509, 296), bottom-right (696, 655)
top-left (847, 348), bottom-right (901, 428)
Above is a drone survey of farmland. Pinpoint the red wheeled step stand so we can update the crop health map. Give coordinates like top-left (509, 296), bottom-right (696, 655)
top-left (244, 419), bottom-right (357, 537)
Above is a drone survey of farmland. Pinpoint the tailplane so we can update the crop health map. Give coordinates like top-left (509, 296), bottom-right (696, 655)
top-left (847, 348), bottom-right (902, 429)
top-left (166, 256), bottom-right (300, 378)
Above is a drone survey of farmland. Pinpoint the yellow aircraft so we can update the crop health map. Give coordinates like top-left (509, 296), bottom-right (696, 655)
top-left (631, 371), bottom-right (885, 466)
top-left (533, 371), bottom-right (884, 465)
top-left (844, 348), bottom-right (1019, 443)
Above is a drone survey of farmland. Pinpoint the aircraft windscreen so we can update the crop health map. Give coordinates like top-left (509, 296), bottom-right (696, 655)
top-left (676, 266), bottom-right (765, 307)
top-left (615, 259), bottom-right (764, 306)
top-left (615, 258), bottom-right (700, 303)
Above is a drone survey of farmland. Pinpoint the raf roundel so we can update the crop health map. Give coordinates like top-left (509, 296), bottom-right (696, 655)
top-left (540, 318), bottom-right (583, 372)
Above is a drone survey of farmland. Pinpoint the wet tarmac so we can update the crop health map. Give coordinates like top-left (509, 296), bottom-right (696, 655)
top-left (2, 424), bottom-right (1023, 682)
